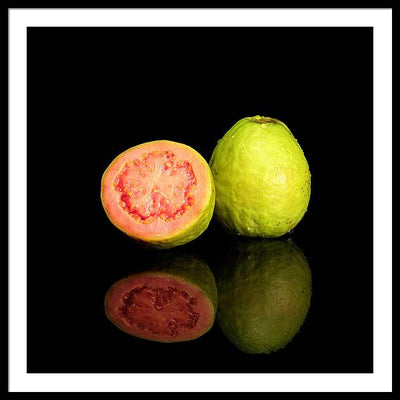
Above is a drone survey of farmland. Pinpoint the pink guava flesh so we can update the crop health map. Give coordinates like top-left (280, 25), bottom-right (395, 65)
top-left (113, 150), bottom-right (197, 223)
top-left (105, 274), bottom-right (214, 342)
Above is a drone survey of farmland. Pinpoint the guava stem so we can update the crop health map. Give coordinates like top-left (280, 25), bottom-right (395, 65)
top-left (250, 117), bottom-right (278, 124)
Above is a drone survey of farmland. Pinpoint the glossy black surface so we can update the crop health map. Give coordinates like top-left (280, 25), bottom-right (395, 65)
top-left (27, 27), bottom-right (373, 373)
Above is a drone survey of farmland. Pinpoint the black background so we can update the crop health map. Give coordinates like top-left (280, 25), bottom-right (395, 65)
top-left (27, 27), bottom-right (373, 373)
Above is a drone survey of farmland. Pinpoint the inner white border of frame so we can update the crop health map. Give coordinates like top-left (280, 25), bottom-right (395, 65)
top-left (9, 8), bottom-right (392, 393)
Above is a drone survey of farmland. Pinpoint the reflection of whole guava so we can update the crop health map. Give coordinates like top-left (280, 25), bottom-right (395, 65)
top-left (210, 116), bottom-right (311, 238)
top-left (105, 253), bottom-right (218, 343)
top-left (216, 239), bottom-right (312, 354)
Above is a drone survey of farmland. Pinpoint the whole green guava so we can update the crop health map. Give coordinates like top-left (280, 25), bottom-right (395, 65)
top-left (209, 116), bottom-right (311, 238)
top-left (216, 239), bottom-right (312, 354)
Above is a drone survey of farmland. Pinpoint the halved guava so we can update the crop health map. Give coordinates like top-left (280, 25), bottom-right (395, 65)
top-left (216, 239), bottom-right (312, 354)
top-left (209, 116), bottom-right (311, 238)
top-left (104, 254), bottom-right (218, 343)
top-left (101, 140), bottom-right (215, 249)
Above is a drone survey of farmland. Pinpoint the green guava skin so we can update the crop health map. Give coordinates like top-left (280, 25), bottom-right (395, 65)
top-left (216, 239), bottom-right (312, 354)
top-left (105, 253), bottom-right (218, 342)
top-left (209, 116), bottom-right (311, 238)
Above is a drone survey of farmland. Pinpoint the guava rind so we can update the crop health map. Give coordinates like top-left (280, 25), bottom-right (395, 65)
top-left (209, 116), bottom-right (311, 238)
top-left (104, 253), bottom-right (218, 342)
top-left (101, 140), bottom-right (215, 249)
top-left (216, 239), bottom-right (312, 354)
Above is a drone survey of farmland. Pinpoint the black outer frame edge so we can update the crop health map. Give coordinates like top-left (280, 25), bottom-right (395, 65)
top-left (3, 1), bottom-right (397, 9)
top-left (5, 4), bottom-right (10, 395)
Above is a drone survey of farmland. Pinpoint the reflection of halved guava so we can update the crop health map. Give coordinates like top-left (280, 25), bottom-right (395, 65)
top-left (217, 239), bottom-right (312, 354)
top-left (101, 140), bottom-right (215, 249)
top-left (210, 116), bottom-right (311, 237)
top-left (104, 254), bottom-right (218, 343)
